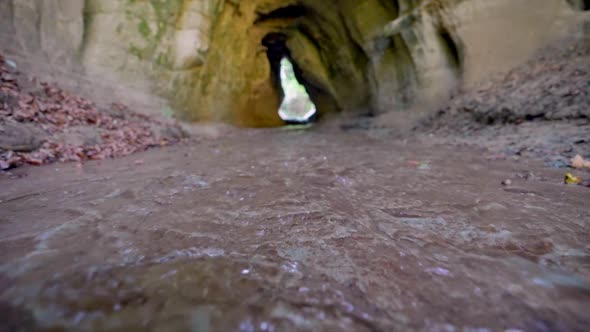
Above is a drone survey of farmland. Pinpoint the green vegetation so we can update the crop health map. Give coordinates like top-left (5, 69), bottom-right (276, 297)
top-left (138, 19), bottom-right (151, 38)
top-left (126, 0), bottom-right (183, 67)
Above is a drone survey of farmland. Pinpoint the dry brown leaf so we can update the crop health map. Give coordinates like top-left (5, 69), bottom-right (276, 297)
top-left (571, 155), bottom-right (590, 169)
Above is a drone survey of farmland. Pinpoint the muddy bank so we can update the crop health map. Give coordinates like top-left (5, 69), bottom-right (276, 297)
top-left (348, 34), bottom-right (590, 172)
top-left (0, 54), bottom-right (187, 170)
top-left (417, 35), bottom-right (590, 167)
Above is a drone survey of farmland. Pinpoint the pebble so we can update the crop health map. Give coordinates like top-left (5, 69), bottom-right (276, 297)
top-left (501, 179), bottom-right (512, 186)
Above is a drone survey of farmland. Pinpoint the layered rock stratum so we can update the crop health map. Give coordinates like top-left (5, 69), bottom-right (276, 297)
top-left (0, 0), bottom-right (587, 126)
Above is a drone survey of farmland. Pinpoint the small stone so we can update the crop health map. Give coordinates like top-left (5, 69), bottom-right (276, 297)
top-left (502, 179), bottom-right (512, 186)
top-left (57, 126), bottom-right (102, 147)
top-left (545, 157), bottom-right (569, 169)
top-left (4, 59), bottom-right (17, 70)
top-left (160, 125), bottom-right (188, 141)
top-left (0, 121), bottom-right (46, 152)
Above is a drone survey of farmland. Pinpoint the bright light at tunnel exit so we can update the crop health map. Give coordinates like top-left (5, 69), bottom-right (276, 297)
top-left (278, 58), bottom-right (317, 122)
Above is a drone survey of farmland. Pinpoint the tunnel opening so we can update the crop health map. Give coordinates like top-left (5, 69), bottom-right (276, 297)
top-left (262, 33), bottom-right (318, 124)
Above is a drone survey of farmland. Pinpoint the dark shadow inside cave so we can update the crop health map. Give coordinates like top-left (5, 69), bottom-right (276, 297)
top-left (437, 27), bottom-right (462, 72)
top-left (255, 5), bottom-right (308, 24)
top-left (567, 0), bottom-right (590, 10)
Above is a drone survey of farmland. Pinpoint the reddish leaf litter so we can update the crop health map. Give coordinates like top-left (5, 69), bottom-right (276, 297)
top-left (0, 54), bottom-right (186, 170)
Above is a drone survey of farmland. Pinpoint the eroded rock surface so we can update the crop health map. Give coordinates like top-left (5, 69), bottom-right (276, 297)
top-left (1, 0), bottom-right (585, 126)
top-left (0, 121), bottom-right (46, 152)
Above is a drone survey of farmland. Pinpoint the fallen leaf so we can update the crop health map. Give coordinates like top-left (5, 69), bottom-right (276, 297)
top-left (564, 172), bottom-right (582, 185)
top-left (571, 155), bottom-right (590, 169)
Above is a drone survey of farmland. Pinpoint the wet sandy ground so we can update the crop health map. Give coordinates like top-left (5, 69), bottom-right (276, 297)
top-left (1, 128), bottom-right (589, 331)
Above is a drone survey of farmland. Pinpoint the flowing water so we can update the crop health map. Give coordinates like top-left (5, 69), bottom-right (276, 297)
top-left (1, 127), bottom-right (589, 331)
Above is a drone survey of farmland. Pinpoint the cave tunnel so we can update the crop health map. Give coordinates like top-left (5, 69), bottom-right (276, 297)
top-left (262, 32), bottom-right (320, 125)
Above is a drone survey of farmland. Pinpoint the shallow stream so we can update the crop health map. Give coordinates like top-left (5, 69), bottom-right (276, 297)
top-left (1, 128), bottom-right (589, 331)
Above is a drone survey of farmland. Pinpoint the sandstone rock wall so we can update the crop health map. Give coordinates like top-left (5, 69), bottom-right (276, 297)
top-left (0, 0), bottom-right (586, 127)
